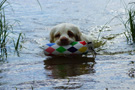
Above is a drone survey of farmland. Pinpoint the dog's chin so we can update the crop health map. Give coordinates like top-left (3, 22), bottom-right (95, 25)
top-left (57, 42), bottom-right (70, 46)
top-left (56, 41), bottom-right (71, 46)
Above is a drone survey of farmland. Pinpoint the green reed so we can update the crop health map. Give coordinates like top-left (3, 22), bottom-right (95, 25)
top-left (121, 2), bottom-right (135, 44)
top-left (0, 0), bottom-right (8, 59)
top-left (123, 9), bottom-right (135, 43)
top-left (127, 9), bottom-right (135, 43)
top-left (0, 0), bottom-right (22, 60)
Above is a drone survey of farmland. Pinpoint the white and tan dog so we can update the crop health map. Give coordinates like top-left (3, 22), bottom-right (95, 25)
top-left (49, 23), bottom-right (96, 57)
top-left (50, 23), bottom-right (92, 45)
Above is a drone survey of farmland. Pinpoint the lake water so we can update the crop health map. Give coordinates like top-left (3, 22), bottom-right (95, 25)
top-left (0, 0), bottom-right (135, 90)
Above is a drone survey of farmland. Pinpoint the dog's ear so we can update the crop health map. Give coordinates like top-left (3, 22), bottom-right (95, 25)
top-left (75, 34), bottom-right (81, 41)
top-left (73, 26), bottom-right (82, 41)
top-left (50, 28), bottom-right (56, 43)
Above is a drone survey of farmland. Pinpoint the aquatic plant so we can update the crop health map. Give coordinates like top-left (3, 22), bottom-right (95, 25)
top-left (121, 2), bottom-right (135, 44)
top-left (125, 9), bottom-right (135, 43)
top-left (36, 0), bottom-right (42, 10)
top-left (0, 0), bottom-right (8, 59)
top-left (93, 16), bottom-right (116, 48)
top-left (0, 0), bottom-right (22, 60)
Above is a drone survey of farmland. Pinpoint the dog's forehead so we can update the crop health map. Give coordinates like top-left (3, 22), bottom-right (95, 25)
top-left (57, 26), bottom-right (77, 33)
top-left (55, 29), bottom-right (67, 34)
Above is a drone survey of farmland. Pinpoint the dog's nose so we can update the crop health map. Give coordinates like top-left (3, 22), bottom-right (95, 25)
top-left (60, 37), bottom-right (69, 45)
top-left (60, 37), bottom-right (68, 42)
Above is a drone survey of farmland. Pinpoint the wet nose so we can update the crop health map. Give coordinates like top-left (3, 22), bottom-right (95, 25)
top-left (60, 37), bottom-right (69, 43)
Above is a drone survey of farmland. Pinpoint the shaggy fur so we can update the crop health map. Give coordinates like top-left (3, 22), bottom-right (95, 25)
top-left (50, 23), bottom-right (92, 46)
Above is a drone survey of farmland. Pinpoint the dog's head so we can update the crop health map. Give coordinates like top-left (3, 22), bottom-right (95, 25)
top-left (50, 23), bottom-right (82, 46)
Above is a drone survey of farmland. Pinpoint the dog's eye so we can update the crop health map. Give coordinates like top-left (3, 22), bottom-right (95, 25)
top-left (55, 34), bottom-right (60, 38)
top-left (68, 31), bottom-right (74, 37)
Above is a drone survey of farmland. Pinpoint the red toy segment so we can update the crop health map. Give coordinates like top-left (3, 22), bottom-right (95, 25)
top-left (79, 41), bottom-right (86, 45)
top-left (45, 47), bottom-right (55, 53)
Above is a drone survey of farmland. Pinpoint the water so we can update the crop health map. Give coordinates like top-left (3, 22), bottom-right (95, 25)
top-left (0, 0), bottom-right (135, 89)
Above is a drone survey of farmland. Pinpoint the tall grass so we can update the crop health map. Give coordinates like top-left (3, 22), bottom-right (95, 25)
top-left (127, 9), bottom-right (135, 43)
top-left (122, 2), bottom-right (135, 44)
top-left (0, 0), bottom-right (22, 60)
top-left (0, 0), bottom-right (8, 59)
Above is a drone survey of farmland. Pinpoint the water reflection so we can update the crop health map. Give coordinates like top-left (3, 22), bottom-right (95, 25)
top-left (44, 56), bottom-right (96, 79)
top-left (0, 69), bottom-right (7, 87)
top-left (0, 48), bottom-right (7, 61)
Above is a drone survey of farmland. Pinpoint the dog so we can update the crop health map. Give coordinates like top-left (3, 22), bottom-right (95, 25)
top-left (49, 23), bottom-right (96, 57)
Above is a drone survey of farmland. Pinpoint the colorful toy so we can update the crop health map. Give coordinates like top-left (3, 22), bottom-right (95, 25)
top-left (44, 41), bottom-right (89, 56)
